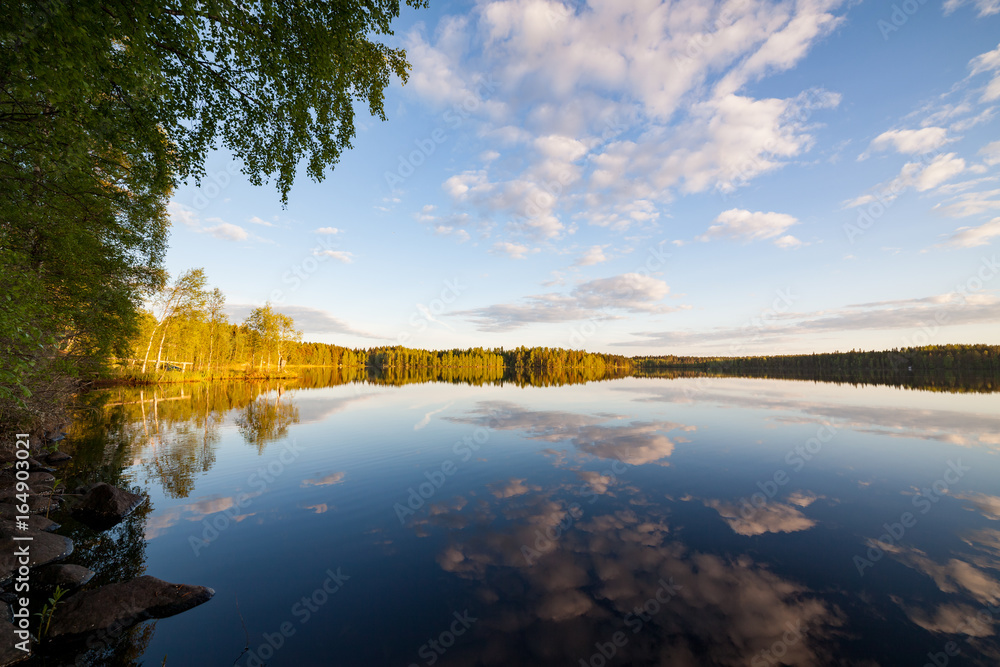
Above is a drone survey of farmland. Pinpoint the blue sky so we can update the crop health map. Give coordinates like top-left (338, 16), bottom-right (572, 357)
top-left (165, 0), bottom-right (1000, 356)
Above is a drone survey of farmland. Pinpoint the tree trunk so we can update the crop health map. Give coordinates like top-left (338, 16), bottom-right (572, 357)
top-left (154, 325), bottom-right (169, 372)
top-left (140, 324), bottom-right (160, 373)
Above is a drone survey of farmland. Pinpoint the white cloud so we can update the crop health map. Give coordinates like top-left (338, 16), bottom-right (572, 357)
top-left (315, 250), bottom-right (354, 263)
top-left (845, 153), bottom-right (967, 209)
top-left (456, 272), bottom-right (679, 330)
top-left (167, 201), bottom-right (200, 228)
top-left (938, 217), bottom-right (1000, 248)
top-left (169, 202), bottom-right (258, 243)
top-left (248, 216), bottom-right (275, 227)
top-left (698, 209), bottom-right (800, 246)
top-left (935, 188), bottom-right (1000, 217)
top-left (945, 0), bottom-right (1000, 17)
top-left (491, 241), bottom-right (534, 259)
top-left (407, 0), bottom-right (846, 244)
top-left (982, 141), bottom-right (1000, 166)
top-left (622, 291), bottom-right (1000, 349)
top-left (205, 222), bottom-right (249, 242)
top-left (913, 153), bottom-right (966, 191)
top-left (573, 245), bottom-right (608, 266)
top-left (969, 41), bottom-right (1000, 102)
top-left (862, 127), bottom-right (950, 158)
top-left (315, 227), bottom-right (342, 235)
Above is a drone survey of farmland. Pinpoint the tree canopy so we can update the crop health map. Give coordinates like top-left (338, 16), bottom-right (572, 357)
top-left (0, 0), bottom-right (426, 432)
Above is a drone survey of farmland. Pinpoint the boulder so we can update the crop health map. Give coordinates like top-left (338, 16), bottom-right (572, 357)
top-left (25, 459), bottom-right (55, 474)
top-left (44, 451), bottom-right (71, 464)
top-left (0, 471), bottom-right (55, 486)
top-left (0, 621), bottom-right (30, 665)
top-left (48, 576), bottom-right (215, 639)
top-left (0, 528), bottom-right (73, 586)
top-left (0, 495), bottom-right (58, 515)
top-left (71, 483), bottom-right (144, 530)
top-left (0, 511), bottom-right (58, 533)
top-left (34, 564), bottom-right (95, 590)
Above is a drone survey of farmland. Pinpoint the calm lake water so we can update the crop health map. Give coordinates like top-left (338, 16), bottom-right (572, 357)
top-left (55, 373), bottom-right (1000, 666)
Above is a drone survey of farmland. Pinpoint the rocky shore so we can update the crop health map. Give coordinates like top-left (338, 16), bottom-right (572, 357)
top-left (0, 436), bottom-right (214, 664)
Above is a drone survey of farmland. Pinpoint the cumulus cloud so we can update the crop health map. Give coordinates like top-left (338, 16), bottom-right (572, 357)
top-left (934, 188), bottom-right (1000, 217)
top-left (937, 217), bottom-right (1000, 248)
top-left (456, 272), bottom-right (679, 330)
top-left (168, 202), bottom-right (259, 243)
top-left (844, 153), bottom-right (966, 209)
top-left (491, 241), bottom-right (535, 259)
top-left (205, 221), bottom-right (249, 242)
top-left (315, 249), bottom-right (354, 263)
top-left (862, 127), bottom-right (950, 158)
top-left (573, 245), bottom-right (608, 266)
top-left (405, 0), bottom-right (846, 243)
top-left (315, 227), bottom-right (342, 235)
top-left (698, 208), bottom-right (801, 247)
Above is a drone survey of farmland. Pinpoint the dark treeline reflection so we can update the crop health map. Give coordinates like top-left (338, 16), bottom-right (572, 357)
top-left (633, 368), bottom-right (1000, 393)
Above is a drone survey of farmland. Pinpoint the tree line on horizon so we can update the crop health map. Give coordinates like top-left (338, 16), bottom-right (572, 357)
top-left (118, 268), bottom-right (635, 381)
top-left (635, 345), bottom-right (1000, 374)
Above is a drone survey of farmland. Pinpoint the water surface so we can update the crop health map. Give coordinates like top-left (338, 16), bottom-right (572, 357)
top-left (57, 374), bottom-right (1000, 666)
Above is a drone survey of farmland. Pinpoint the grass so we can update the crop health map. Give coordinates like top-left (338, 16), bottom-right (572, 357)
top-left (102, 365), bottom-right (300, 385)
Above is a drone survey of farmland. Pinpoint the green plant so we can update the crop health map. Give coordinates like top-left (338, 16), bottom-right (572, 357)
top-left (45, 477), bottom-right (62, 519)
top-left (35, 585), bottom-right (67, 639)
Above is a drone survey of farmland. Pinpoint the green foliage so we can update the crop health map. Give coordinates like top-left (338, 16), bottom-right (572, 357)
top-left (36, 585), bottom-right (68, 639)
top-left (1, 0), bottom-right (426, 432)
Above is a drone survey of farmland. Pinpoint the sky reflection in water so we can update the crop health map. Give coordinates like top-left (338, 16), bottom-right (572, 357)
top-left (83, 377), bottom-right (1000, 666)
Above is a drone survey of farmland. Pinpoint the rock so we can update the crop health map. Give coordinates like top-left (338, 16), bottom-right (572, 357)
top-left (34, 564), bottom-right (94, 590)
top-left (0, 528), bottom-right (73, 586)
top-left (0, 621), bottom-right (30, 664)
top-left (0, 515), bottom-right (59, 533)
top-left (0, 496), bottom-right (58, 515)
top-left (0, 603), bottom-right (9, 622)
top-left (48, 576), bottom-right (215, 639)
top-left (25, 459), bottom-right (55, 474)
top-left (44, 451), bottom-right (71, 464)
top-left (71, 483), bottom-right (144, 530)
top-left (0, 471), bottom-right (55, 486)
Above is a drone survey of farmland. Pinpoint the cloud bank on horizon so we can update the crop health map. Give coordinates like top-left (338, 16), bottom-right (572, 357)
top-left (164, 0), bottom-right (1000, 355)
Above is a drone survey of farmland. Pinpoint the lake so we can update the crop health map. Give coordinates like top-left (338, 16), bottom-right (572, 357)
top-left (54, 373), bottom-right (1000, 666)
